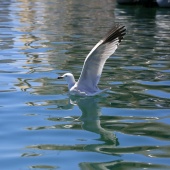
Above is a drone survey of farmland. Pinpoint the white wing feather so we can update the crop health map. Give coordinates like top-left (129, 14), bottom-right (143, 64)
top-left (77, 24), bottom-right (126, 93)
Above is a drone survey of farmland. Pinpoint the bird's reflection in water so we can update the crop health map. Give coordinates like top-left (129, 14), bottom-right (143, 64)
top-left (69, 95), bottom-right (120, 169)
top-left (70, 95), bottom-right (119, 147)
top-left (25, 95), bottom-right (120, 169)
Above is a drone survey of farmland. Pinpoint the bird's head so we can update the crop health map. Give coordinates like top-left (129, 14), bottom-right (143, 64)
top-left (57, 73), bottom-right (76, 90)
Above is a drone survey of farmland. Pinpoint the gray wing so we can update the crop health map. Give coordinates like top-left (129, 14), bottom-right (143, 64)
top-left (77, 24), bottom-right (126, 92)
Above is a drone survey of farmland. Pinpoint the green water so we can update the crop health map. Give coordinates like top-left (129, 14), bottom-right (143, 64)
top-left (0, 0), bottom-right (170, 170)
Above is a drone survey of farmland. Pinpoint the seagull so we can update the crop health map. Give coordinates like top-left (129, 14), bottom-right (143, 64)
top-left (58, 24), bottom-right (126, 96)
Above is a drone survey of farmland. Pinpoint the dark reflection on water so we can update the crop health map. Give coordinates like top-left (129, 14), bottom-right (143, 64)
top-left (0, 0), bottom-right (170, 170)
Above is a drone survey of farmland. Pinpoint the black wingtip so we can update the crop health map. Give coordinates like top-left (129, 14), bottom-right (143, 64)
top-left (102, 23), bottom-right (126, 44)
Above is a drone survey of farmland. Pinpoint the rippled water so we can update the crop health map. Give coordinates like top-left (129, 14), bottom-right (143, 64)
top-left (0, 0), bottom-right (170, 170)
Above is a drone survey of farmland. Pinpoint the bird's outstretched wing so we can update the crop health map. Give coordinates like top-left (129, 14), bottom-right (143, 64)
top-left (77, 24), bottom-right (126, 93)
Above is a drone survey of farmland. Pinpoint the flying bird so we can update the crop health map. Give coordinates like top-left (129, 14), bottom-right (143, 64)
top-left (58, 24), bottom-right (126, 96)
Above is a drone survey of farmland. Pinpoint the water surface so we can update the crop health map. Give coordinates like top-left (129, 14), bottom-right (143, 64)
top-left (0, 0), bottom-right (170, 170)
